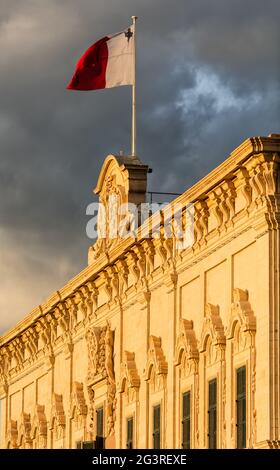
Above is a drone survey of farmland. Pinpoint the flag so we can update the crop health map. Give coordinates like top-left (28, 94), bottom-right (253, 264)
top-left (67, 25), bottom-right (134, 91)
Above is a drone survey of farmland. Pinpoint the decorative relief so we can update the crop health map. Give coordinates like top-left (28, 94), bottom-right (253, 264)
top-left (227, 288), bottom-right (256, 339)
top-left (31, 404), bottom-right (47, 449)
top-left (22, 327), bottom-right (38, 362)
top-left (54, 302), bottom-right (70, 341)
top-left (116, 259), bottom-right (129, 295)
top-left (145, 336), bottom-right (168, 392)
top-left (49, 393), bottom-right (66, 441)
top-left (86, 281), bottom-right (99, 315)
top-left (207, 191), bottom-right (223, 230)
top-left (194, 201), bottom-right (209, 244)
top-left (74, 290), bottom-right (89, 324)
top-left (234, 167), bottom-right (252, 210)
top-left (88, 155), bottom-right (149, 263)
top-left (105, 324), bottom-right (116, 437)
top-left (144, 240), bottom-right (155, 276)
top-left (70, 382), bottom-right (88, 432)
top-left (18, 412), bottom-right (32, 448)
top-left (65, 297), bottom-right (78, 329)
top-left (6, 419), bottom-right (18, 448)
top-left (36, 317), bottom-right (52, 356)
top-left (263, 153), bottom-right (280, 195)
top-left (175, 319), bottom-right (199, 376)
top-left (107, 266), bottom-right (119, 300)
top-left (86, 326), bottom-right (106, 381)
top-left (8, 337), bottom-right (25, 371)
top-left (86, 323), bottom-right (116, 437)
top-left (119, 351), bottom-right (140, 403)
top-left (0, 347), bottom-right (10, 386)
top-left (220, 180), bottom-right (236, 228)
top-left (200, 303), bottom-right (226, 354)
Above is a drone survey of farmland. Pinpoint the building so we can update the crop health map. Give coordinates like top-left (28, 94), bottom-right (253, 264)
top-left (0, 134), bottom-right (280, 449)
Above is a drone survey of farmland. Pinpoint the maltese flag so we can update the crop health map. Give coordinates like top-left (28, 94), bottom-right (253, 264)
top-left (67, 25), bottom-right (134, 91)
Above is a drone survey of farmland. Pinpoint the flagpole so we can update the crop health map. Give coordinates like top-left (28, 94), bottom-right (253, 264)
top-left (131, 15), bottom-right (137, 157)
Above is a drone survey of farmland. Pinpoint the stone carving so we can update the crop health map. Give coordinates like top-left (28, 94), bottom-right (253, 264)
top-left (8, 337), bottom-right (25, 371)
top-left (119, 351), bottom-right (140, 403)
top-left (86, 323), bottom-right (116, 437)
top-left (88, 155), bottom-right (149, 263)
top-left (145, 336), bottom-right (168, 392)
top-left (6, 419), bottom-right (18, 448)
top-left (144, 240), bottom-right (155, 276)
top-left (227, 288), bottom-right (256, 338)
top-left (50, 393), bottom-right (66, 441)
top-left (194, 201), bottom-right (209, 243)
top-left (220, 180), bottom-right (236, 228)
top-left (105, 324), bottom-right (116, 436)
top-left (234, 167), bottom-right (252, 209)
top-left (70, 382), bottom-right (88, 432)
top-left (86, 326), bottom-right (106, 381)
top-left (18, 412), bottom-right (32, 448)
top-left (208, 191), bottom-right (223, 230)
top-left (200, 303), bottom-right (226, 353)
top-left (36, 317), bottom-right (52, 356)
top-left (22, 327), bottom-right (38, 361)
top-left (116, 259), bottom-right (129, 295)
top-left (175, 319), bottom-right (199, 369)
top-left (0, 347), bottom-right (10, 387)
top-left (31, 404), bottom-right (47, 449)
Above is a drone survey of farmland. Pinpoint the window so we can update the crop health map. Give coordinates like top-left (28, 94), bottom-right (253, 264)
top-left (153, 405), bottom-right (161, 449)
top-left (208, 378), bottom-right (217, 449)
top-left (96, 407), bottom-right (104, 449)
top-left (236, 366), bottom-right (246, 448)
top-left (126, 417), bottom-right (133, 449)
top-left (182, 391), bottom-right (191, 449)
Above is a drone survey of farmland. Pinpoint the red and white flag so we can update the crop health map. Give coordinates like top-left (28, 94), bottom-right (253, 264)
top-left (67, 25), bottom-right (134, 91)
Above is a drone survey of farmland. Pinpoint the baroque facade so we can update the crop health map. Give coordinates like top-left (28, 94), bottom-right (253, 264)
top-left (1, 134), bottom-right (280, 449)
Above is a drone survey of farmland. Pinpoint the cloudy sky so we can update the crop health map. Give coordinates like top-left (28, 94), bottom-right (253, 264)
top-left (0, 0), bottom-right (279, 334)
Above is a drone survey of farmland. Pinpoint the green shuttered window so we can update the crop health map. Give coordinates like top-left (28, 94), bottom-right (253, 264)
top-left (153, 405), bottom-right (161, 449)
top-left (208, 378), bottom-right (217, 449)
top-left (182, 391), bottom-right (191, 449)
top-left (126, 417), bottom-right (133, 449)
top-left (96, 407), bottom-right (104, 449)
top-left (236, 366), bottom-right (246, 448)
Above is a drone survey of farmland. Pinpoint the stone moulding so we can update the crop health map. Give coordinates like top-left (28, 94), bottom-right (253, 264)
top-left (31, 404), bottom-right (47, 447)
top-left (144, 335), bottom-right (168, 380)
top-left (49, 393), bottom-right (66, 430)
top-left (18, 412), bottom-right (32, 448)
top-left (227, 288), bottom-right (256, 338)
top-left (119, 351), bottom-right (140, 392)
top-left (6, 419), bottom-right (18, 449)
top-left (200, 303), bottom-right (226, 352)
top-left (69, 382), bottom-right (88, 419)
top-left (175, 319), bottom-right (199, 365)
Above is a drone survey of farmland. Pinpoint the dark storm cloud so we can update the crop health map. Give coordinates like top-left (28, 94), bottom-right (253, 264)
top-left (0, 0), bottom-right (279, 332)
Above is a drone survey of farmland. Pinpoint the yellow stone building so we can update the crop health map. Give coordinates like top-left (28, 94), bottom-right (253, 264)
top-left (1, 134), bottom-right (280, 449)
